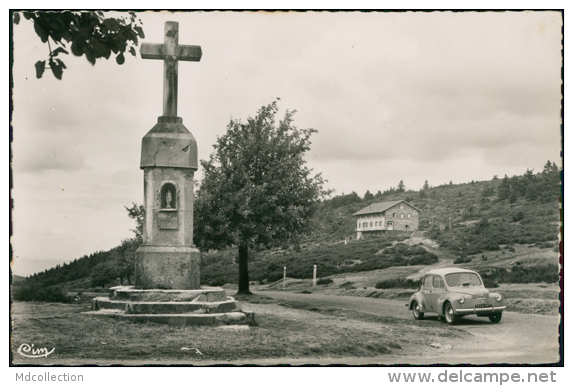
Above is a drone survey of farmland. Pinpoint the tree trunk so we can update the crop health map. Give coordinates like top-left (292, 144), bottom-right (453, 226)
top-left (237, 243), bottom-right (252, 295)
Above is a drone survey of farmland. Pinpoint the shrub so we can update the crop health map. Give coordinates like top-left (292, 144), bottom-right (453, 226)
top-left (375, 278), bottom-right (420, 289)
top-left (409, 254), bottom-right (438, 265)
top-left (479, 264), bottom-right (559, 285)
top-left (12, 282), bottom-right (72, 303)
top-left (266, 272), bottom-right (285, 283)
top-left (481, 276), bottom-right (499, 288)
top-left (208, 278), bottom-right (227, 287)
top-left (316, 278), bottom-right (333, 285)
top-left (453, 256), bottom-right (473, 264)
top-left (511, 211), bottom-right (525, 222)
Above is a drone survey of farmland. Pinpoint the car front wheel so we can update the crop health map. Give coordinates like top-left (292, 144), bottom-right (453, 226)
top-left (489, 313), bottom-right (502, 323)
top-left (443, 302), bottom-right (459, 325)
top-left (412, 300), bottom-right (424, 320)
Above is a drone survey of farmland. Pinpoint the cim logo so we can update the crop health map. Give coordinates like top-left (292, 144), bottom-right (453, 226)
top-left (17, 343), bottom-right (55, 358)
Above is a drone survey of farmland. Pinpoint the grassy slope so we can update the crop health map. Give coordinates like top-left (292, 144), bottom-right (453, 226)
top-left (201, 174), bottom-right (560, 286)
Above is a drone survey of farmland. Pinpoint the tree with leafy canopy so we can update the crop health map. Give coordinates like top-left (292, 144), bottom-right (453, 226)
top-left (13, 10), bottom-right (144, 80)
top-left (397, 180), bottom-right (405, 192)
top-left (194, 100), bottom-right (326, 295)
top-left (125, 203), bottom-right (145, 241)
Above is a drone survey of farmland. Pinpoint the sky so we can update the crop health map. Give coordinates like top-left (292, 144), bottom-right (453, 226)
top-left (10, 10), bottom-right (563, 277)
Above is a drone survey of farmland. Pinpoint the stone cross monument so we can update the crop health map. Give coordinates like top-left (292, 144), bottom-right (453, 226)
top-left (135, 21), bottom-right (203, 290)
top-left (90, 22), bottom-right (254, 326)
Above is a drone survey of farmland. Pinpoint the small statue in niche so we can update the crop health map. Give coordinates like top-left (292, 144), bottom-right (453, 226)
top-left (166, 190), bottom-right (173, 208)
top-left (161, 183), bottom-right (177, 209)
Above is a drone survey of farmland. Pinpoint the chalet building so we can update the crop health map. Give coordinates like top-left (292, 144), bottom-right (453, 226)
top-left (353, 200), bottom-right (421, 240)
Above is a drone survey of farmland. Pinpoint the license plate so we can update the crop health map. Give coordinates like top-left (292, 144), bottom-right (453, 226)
top-left (475, 304), bottom-right (493, 309)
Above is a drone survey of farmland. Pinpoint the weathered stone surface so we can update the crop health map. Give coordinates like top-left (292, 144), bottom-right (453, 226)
top-left (135, 246), bottom-right (200, 289)
top-left (121, 311), bottom-right (254, 326)
top-left (95, 299), bottom-right (241, 315)
top-left (140, 21), bottom-right (202, 118)
top-left (109, 286), bottom-right (226, 302)
top-left (218, 325), bottom-right (250, 330)
top-left (140, 117), bottom-right (198, 170)
top-left (140, 168), bottom-right (196, 247)
top-left (90, 287), bottom-right (253, 326)
top-left (192, 294), bottom-right (208, 303)
top-left (87, 311), bottom-right (255, 326)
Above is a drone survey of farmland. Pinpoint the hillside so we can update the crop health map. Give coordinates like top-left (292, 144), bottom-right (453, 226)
top-left (200, 165), bottom-right (560, 286)
top-left (12, 164), bottom-right (561, 298)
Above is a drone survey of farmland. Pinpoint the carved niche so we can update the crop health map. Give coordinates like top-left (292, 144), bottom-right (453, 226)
top-left (158, 182), bottom-right (178, 229)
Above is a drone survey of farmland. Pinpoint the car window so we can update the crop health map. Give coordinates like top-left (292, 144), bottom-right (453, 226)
top-left (423, 276), bottom-right (432, 288)
top-left (432, 276), bottom-right (444, 289)
top-left (445, 272), bottom-right (483, 287)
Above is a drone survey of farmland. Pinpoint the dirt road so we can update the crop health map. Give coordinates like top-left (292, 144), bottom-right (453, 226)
top-left (256, 290), bottom-right (561, 365)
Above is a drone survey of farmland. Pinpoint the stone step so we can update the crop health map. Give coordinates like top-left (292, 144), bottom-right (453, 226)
top-left (108, 286), bottom-right (227, 302)
top-left (85, 310), bottom-right (255, 326)
top-left (92, 297), bottom-right (241, 315)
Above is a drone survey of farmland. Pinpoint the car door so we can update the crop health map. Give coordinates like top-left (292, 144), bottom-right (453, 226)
top-left (428, 275), bottom-right (446, 311)
top-left (420, 275), bottom-right (433, 311)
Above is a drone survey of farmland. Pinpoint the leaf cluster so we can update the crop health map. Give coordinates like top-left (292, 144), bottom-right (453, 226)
top-left (14, 11), bottom-right (145, 79)
top-left (194, 100), bottom-right (326, 251)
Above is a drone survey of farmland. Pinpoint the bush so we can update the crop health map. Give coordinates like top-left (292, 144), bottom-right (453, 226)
top-left (316, 278), bottom-right (333, 285)
top-left (12, 282), bottom-right (72, 303)
top-left (375, 278), bottom-right (420, 289)
top-left (511, 211), bottom-right (525, 222)
top-left (454, 256), bottom-right (473, 264)
top-left (481, 276), bottom-right (499, 288)
top-left (479, 264), bottom-right (559, 285)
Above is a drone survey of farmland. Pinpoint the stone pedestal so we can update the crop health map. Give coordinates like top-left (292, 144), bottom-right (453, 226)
top-left (135, 246), bottom-right (201, 289)
top-left (88, 286), bottom-right (255, 326)
top-left (134, 115), bottom-right (200, 290)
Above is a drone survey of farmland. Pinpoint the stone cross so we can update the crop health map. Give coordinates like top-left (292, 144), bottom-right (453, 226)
top-left (140, 21), bottom-right (202, 117)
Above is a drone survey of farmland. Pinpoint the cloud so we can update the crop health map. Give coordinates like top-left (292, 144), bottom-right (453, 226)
top-left (10, 11), bottom-right (562, 276)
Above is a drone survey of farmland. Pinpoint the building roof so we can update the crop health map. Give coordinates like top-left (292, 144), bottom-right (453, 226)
top-left (353, 200), bottom-right (420, 216)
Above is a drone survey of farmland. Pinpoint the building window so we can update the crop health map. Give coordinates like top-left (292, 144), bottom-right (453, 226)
top-left (400, 213), bottom-right (404, 219)
top-left (408, 213), bottom-right (411, 218)
top-left (400, 205), bottom-right (404, 209)
top-left (387, 221), bottom-right (393, 226)
top-left (405, 225), bottom-right (409, 229)
top-left (370, 222), bottom-right (373, 227)
top-left (393, 213), bottom-right (396, 218)
top-left (358, 223), bottom-right (361, 228)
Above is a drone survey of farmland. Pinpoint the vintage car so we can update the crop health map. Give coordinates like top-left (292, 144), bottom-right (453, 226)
top-left (406, 267), bottom-right (505, 324)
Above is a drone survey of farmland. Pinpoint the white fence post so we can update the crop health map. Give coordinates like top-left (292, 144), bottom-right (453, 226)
top-left (283, 266), bottom-right (286, 290)
top-left (313, 264), bottom-right (317, 290)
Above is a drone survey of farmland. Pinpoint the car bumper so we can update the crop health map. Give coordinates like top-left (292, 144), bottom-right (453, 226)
top-left (455, 305), bottom-right (506, 315)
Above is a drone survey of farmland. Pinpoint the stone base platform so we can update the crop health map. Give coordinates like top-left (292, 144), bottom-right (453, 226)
top-left (87, 286), bottom-right (255, 326)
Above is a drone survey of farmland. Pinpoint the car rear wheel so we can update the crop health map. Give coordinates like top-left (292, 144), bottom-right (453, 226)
top-left (443, 302), bottom-right (458, 325)
top-left (412, 300), bottom-right (424, 320)
top-left (489, 313), bottom-right (502, 323)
